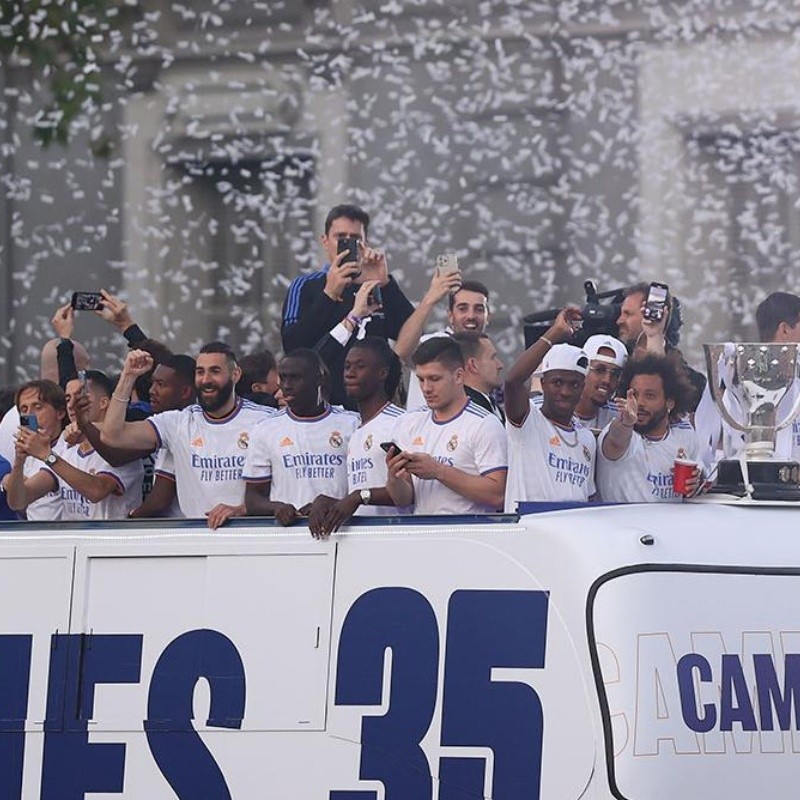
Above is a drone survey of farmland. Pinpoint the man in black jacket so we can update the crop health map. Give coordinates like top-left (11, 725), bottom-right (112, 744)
top-left (281, 204), bottom-right (414, 407)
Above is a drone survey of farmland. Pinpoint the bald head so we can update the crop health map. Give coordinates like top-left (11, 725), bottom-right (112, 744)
top-left (40, 339), bottom-right (90, 383)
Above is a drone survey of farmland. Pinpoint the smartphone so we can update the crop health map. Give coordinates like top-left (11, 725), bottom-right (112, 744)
top-left (380, 441), bottom-right (401, 456)
top-left (369, 286), bottom-right (383, 307)
top-left (337, 237), bottom-right (361, 275)
top-left (19, 414), bottom-right (38, 432)
top-left (77, 369), bottom-right (87, 388)
top-left (643, 281), bottom-right (669, 322)
top-left (435, 252), bottom-right (459, 276)
top-left (71, 291), bottom-right (104, 311)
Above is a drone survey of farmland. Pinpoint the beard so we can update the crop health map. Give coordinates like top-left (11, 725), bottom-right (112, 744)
top-left (634, 405), bottom-right (669, 435)
top-left (198, 378), bottom-right (235, 413)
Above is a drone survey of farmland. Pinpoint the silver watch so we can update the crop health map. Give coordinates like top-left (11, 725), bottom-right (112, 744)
top-left (45, 452), bottom-right (58, 466)
top-left (359, 489), bottom-right (371, 506)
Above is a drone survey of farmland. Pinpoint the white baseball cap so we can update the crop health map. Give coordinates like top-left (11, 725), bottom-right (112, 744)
top-left (536, 343), bottom-right (589, 376)
top-left (583, 334), bottom-right (628, 368)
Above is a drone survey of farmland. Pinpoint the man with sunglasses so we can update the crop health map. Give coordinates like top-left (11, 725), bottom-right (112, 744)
top-left (573, 335), bottom-right (628, 435)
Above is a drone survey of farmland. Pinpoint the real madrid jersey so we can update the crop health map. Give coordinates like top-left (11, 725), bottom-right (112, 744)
top-left (505, 401), bottom-right (596, 511)
top-left (393, 399), bottom-right (507, 515)
top-left (596, 419), bottom-right (701, 503)
top-left (347, 403), bottom-right (405, 517)
top-left (24, 437), bottom-right (66, 521)
top-left (574, 402), bottom-right (617, 436)
top-left (45, 444), bottom-right (143, 521)
top-left (243, 405), bottom-right (360, 508)
top-left (148, 399), bottom-right (275, 519)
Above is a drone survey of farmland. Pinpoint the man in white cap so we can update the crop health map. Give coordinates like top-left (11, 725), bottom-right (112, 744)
top-left (573, 334), bottom-right (628, 434)
top-left (504, 307), bottom-right (596, 510)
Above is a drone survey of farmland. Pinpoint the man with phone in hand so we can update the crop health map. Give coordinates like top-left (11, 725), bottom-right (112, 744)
top-left (616, 281), bottom-right (706, 408)
top-left (504, 307), bottom-right (597, 510)
top-left (0, 380), bottom-right (68, 520)
top-left (308, 337), bottom-right (406, 538)
top-left (385, 337), bottom-right (507, 515)
top-left (5, 372), bottom-right (142, 521)
top-left (281, 204), bottom-right (414, 408)
top-left (397, 274), bottom-right (492, 410)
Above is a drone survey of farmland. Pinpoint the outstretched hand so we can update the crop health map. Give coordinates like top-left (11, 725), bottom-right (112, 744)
top-left (615, 388), bottom-right (638, 428)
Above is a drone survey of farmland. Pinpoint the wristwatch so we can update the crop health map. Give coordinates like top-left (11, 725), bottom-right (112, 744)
top-left (359, 489), bottom-right (371, 506)
top-left (44, 452), bottom-right (58, 466)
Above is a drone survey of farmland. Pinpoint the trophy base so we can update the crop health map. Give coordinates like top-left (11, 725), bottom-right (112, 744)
top-left (711, 460), bottom-right (800, 501)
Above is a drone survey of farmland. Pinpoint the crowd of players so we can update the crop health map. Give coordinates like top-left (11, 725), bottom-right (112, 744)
top-left (2, 202), bottom-right (800, 533)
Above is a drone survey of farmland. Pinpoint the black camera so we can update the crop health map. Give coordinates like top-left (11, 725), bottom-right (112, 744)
top-left (523, 280), bottom-right (625, 349)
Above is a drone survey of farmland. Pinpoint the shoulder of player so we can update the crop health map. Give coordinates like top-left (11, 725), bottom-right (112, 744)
top-left (669, 418), bottom-right (696, 435)
top-left (381, 403), bottom-right (405, 418)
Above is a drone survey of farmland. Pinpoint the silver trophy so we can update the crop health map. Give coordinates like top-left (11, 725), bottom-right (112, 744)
top-left (704, 343), bottom-right (800, 498)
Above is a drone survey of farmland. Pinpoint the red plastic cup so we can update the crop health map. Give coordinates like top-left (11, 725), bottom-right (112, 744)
top-left (673, 458), bottom-right (698, 496)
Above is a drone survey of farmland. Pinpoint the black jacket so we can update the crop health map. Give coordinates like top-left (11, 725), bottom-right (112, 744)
top-left (281, 267), bottom-right (413, 407)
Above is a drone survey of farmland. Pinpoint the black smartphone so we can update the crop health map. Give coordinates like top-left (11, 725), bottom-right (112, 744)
top-left (643, 281), bottom-right (669, 322)
top-left (380, 441), bottom-right (400, 456)
top-left (337, 237), bottom-right (360, 275)
top-left (369, 286), bottom-right (383, 307)
top-left (71, 291), bottom-right (104, 311)
top-left (19, 414), bottom-right (38, 432)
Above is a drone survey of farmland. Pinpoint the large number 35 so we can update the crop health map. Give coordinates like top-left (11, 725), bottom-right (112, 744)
top-left (331, 588), bottom-right (549, 800)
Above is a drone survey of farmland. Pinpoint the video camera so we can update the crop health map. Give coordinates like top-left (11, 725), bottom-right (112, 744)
top-left (523, 280), bottom-right (625, 349)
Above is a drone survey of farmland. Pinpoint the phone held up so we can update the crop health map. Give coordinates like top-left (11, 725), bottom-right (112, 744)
top-left (380, 441), bottom-right (401, 457)
top-left (643, 281), bottom-right (669, 322)
top-left (71, 291), bottom-right (104, 311)
top-left (19, 414), bottom-right (38, 432)
top-left (435, 252), bottom-right (459, 276)
top-left (337, 237), bottom-right (361, 276)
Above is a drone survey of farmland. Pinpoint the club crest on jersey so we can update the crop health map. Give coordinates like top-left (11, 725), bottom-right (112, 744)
top-left (583, 445), bottom-right (591, 462)
top-left (238, 432), bottom-right (249, 450)
top-left (677, 447), bottom-right (687, 459)
top-left (191, 436), bottom-right (204, 448)
top-left (329, 431), bottom-right (343, 448)
top-left (279, 436), bottom-right (294, 447)
top-left (447, 434), bottom-right (459, 452)
top-left (364, 434), bottom-right (373, 451)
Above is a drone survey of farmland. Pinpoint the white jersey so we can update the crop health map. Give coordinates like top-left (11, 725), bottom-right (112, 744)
top-left (44, 444), bottom-right (143, 521)
top-left (24, 437), bottom-right (66, 521)
top-left (243, 406), bottom-right (360, 508)
top-left (405, 330), bottom-right (452, 410)
top-left (596, 419), bottom-right (701, 503)
top-left (151, 449), bottom-right (183, 518)
top-left (347, 403), bottom-right (405, 517)
top-left (505, 402), bottom-right (596, 511)
top-left (148, 399), bottom-right (275, 519)
top-left (394, 399), bottom-right (507, 515)
top-left (573, 402), bottom-right (618, 435)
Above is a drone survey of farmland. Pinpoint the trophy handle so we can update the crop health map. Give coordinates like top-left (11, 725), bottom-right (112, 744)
top-left (775, 381), bottom-right (800, 432)
top-left (703, 344), bottom-right (749, 433)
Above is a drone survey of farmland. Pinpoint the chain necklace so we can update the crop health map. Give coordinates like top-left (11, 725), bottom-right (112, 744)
top-left (546, 416), bottom-right (579, 448)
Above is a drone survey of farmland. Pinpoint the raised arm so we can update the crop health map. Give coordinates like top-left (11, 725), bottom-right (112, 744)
top-left (100, 351), bottom-right (159, 452)
top-left (601, 390), bottom-right (637, 461)
top-left (504, 306), bottom-right (580, 426)
top-left (72, 392), bottom-right (151, 467)
top-left (394, 269), bottom-right (463, 364)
